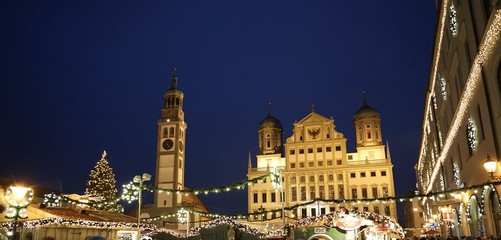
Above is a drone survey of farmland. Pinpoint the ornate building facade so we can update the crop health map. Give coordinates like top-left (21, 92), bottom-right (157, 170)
top-left (248, 102), bottom-right (397, 222)
top-left (414, 0), bottom-right (501, 237)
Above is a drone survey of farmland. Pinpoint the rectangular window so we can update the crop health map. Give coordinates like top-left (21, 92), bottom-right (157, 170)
top-left (348, 155), bottom-right (353, 160)
top-left (317, 147), bottom-right (322, 152)
top-left (253, 193), bottom-right (258, 203)
top-left (338, 185), bottom-right (344, 199)
top-left (299, 149), bottom-right (304, 154)
top-left (308, 148), bottom-right (313, 153)
top-left (262, 193), bottom-right (267, 203)
top-left (362, 188), bottom-right (368, 198)
top-left (308, 162), bottom-right (314, 167)
top-left (336, 159), bottom-right (342, 165)
top-left (301, 209), bottom-right (307, 218)
top-left (291, 163), bottom-right (296, 169)
top-left (300, 163), bottom-right (305, 168)
top-left (350, 173), bottom-right (356, 178)
top-left (292, 187), bottom-right (297, 201)
top-left (328, 185), bottom-right (334, 199)
top-left (310, 186), bottom-right (316, 200)
top-left (301, 187), bottom-right (306, 201)
top-left (382, 187), bottom-right (389, 197)
top-left (326, 147), bottom-right (332, 152)
top-left (318, 161), bottom-right (323, 167)
top-left (300, 176), bottom-right (305, 183)
top-left (319, 186), bottom-right (325, 199)
top-left (372, 187), bottom-right (378, 198)
top-left (329, 206), bottom-right (335, 212)
top-left (311, 208), bottom-right (316, 217)
top-left (335, 146), bottom-right (341, 151)
top-left (290, 149), bottom-right (295, 154)
top-left (327, 160), bottom-right (333, 166)
top-left (370, 172), bottom-right (376, 177)
top-left (363, 206), bottom-right (369, 212)
top-left (351, 188), bottom-right (357, 199)
top-left (374, 206), bottom-right (380, 214)
top-left (381, 171), bottom-right (387, 176)
top-left (271, 192), bottom-right (276, 202)
top-left (384, 206), bottom-right (390, 215)
top-left (291, 177), bottom-right (296, 184)
top-left (360, 172), bottom-right (366, 177)
top-left (321, 207), bottom-right (326, 215)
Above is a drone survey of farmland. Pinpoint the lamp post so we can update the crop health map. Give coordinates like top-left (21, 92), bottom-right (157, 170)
top-left (4, 186), bottom-right (33, 240)
top-left (177, 208), bottom-right (189, 235)
top-left (483, 155), bottom-right (501, 181)
top-left (270, 168), bottom-right (285, 226)
top-left (133, 173), bottom-right (151, 240)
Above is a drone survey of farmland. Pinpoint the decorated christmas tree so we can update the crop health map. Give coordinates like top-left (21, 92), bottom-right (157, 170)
top-left (85, 150), bottom-right (122, 212)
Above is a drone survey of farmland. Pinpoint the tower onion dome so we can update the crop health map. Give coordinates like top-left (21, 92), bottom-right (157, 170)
top-left (258, 112), bottom-right (283, 130)
top-left (165, 74), bottom-right (183, 95)
top-left (354, 101), bottom-right (380, 121)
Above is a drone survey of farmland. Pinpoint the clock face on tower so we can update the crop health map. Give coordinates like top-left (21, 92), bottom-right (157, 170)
top-left (162, 139), bottom-right (174, 150)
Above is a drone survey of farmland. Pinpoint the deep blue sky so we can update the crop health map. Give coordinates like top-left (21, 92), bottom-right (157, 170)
top-left (0, 1), bottom-right (436, 215)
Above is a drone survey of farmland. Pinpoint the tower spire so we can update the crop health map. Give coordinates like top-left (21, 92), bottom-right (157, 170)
top-left (362, 90), bottom-right (367, 104)
top-left (171, 66), bottom-right (178, 89)
top-left (248, 151), bottom-right (252, 168)
top-left (268, 102), bottom-right (272, 115)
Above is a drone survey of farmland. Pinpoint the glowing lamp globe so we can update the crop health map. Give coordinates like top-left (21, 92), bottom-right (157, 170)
top-left (484, 155), bottom-right (497, 174)
top-left (5, 186), bottom-right (33, 208)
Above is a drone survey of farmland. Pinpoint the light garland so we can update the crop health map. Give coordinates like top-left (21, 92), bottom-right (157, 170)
top-left (422, 9), bottom-right (501, 193)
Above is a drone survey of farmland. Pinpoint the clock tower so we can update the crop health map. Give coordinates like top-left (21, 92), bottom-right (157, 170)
top-left (154, 71), bottom-right (186, 209)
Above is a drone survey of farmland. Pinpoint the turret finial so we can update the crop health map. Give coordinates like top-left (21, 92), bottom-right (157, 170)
top-left (171, 66), bottom-right (178, 89)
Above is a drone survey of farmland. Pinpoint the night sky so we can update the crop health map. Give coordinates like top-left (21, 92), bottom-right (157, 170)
top-left (0, 1), bottom-right (436, 216)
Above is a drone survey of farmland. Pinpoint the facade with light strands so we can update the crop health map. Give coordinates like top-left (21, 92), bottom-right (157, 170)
top-left (247, 103), bottom-right (397, 222)
top-left (413, 0), bottom-right (501, 238)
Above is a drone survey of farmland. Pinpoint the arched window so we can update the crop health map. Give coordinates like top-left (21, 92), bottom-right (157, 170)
top-left (176, 98), bottom-right (180, 106)
top-left (169, 127), bottom-right (175, 137)
top-left (163, 128), bottom-right (168, 137)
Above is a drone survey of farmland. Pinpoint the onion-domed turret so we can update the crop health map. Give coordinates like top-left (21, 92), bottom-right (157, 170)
top-left (258, 113), bottom-right (283, 130)
top-left (354, 101), bottom-right (380, 121)
top-left (354, 98), bottom-right (383, 147)
top-left (258, 103), bottom-right (283, 155)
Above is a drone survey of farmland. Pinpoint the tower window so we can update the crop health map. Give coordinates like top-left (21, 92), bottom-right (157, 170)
top-left (326, 147), bottom-right (332, 152)
top-left (299, 149), bottom-right (304, 154)
top-left (317, 147), bottom-right (322, 152)
top-left (163, 128), bottom-right (168, 137)
top-left (290, 150), bottom-right (295, 154)
top-left (267, 141), bottom-right (270, 148)
top-left (381, 171), bottom-right (387, 176)
top-left (367, 132), bottom-right (371, 139)
top-left (308, 148), bottom-right (313, 153)
top-left (335, 146), bottom-right (341, 151)
top-left (169, 127), bottom-right (175, 137)
top-left (176, 98), bottom-right (180, 106)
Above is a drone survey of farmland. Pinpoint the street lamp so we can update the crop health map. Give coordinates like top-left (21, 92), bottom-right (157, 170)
top-left (177, 208), bottom-right (189, 235)
top-left (133, 173), bottom-right (151, 240)
top-left (270, 167), bottom-right (285, 226)
top-left (5, 186), bottom-right (33, 240)
top-left (483, 155), bottom-right (500, 181)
